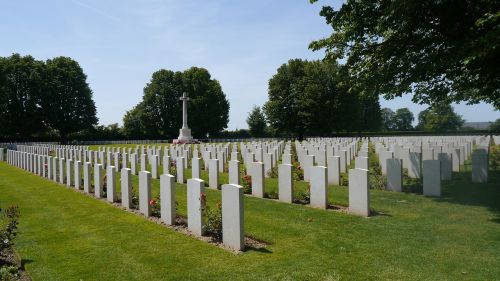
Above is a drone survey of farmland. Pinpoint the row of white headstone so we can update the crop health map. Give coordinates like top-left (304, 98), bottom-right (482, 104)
top-left (4, 149), bottom-right (245, 251)
top-left (372, 136), bottom-right (490, 196)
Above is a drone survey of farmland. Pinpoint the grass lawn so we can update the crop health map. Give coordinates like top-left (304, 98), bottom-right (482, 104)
top-left (1, 156), bottom-right (499, 280)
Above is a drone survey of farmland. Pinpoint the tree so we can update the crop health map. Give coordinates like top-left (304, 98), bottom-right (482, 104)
top-left (309, 0), bottom-right (500, 109)
top-left (122, 103), bottom-right (146, 138)
top-left (43, 57), bottom-right (98, 139)
top-left (182, 67), bottom-right (230, 138)
top-left (359, 94), bottom-right (382, 132)
top-left (140, 69), bottom-right (183, 138)
top-left (489, 118), bottom-right (500, 132)
top-left (246, 106), bottom-right (267, 137)
top-left (380, 108), bottom-right (395, 131)
top-left (0, 54), bottom-right (98, 140)
top-left (263, 59), bottom-right (381, 138)
top-left (393, 108), bottom-right (414, 131)
top-left (416, 104), bottom-right (465, 131)
top-left (0, 54), bottom-right (46, 138)
top-left (123, 67), bottom-right (229, 139)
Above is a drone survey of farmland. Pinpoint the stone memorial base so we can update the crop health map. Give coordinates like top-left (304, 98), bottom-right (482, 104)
top-left (174, 128), bottom-right (197, 144)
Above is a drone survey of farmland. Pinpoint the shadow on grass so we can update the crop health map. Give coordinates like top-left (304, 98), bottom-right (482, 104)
top-left (433, 169), bottom-right (500, 223)
top-left (244, 246), bottom-right (272, 254)
top-left (244, 235), bottom-right (272, 254)
top-left (369, 209), bottom-right (392, 217)
top-left (21, 258), bottom-right (33, 269)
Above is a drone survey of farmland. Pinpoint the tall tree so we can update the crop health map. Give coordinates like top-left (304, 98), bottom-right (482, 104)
top-left (0, 54), bottom-right (45, 138)
top-left (416, 104), bottom-right (465, 131)
top-left (122, 103), bottom-right (146, 138)
top-left (264, 59), bottom-right (308, 138)
top-left (246, 106), bottom-right (267, 137)
top-left (123, 67), bottom-right (229, 139)
top-left (141, 69), bottom-right (184, 138)
top-left (182, 67), bottom-right (230, 138)
top-left (380, 108), bottom-right (395, 131)
top-left (393, 108), bottom-right (414, 131)
top-left (264, 59), bottom-right (381, 137)
top-left (359, 94), bottom-right (382, 132)
top-left (43, 57), bottom-right (98, 139)
top-left (310, 0), bottom-right (500, 109)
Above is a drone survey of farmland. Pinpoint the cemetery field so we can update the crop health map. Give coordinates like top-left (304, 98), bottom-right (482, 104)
top-left (1, 160), bottom-right (500, 280)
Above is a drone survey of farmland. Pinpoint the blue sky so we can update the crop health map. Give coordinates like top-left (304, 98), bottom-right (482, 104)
top-left (1, 0), bottom-right (497, 129)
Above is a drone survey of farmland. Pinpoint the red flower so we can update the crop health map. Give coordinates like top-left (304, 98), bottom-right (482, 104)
top-left (200, 192), bottom-right (206, 204)
top-left (149, 199), bottom-right (156, 205)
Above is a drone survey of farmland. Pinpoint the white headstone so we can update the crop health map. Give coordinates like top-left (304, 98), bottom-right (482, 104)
top-left (140, 154), bottom-right (147, 172)
top-left (408, 152), bottom-right (421, 179)
top-left (472, 150), bottom-right (488, 183)
top-left (187, 178), bottom-right (205, 236)
top-left (151, 155), bottom-right (159, 179)
top-left (310, 166), bottom-right (328, 209)
top-left (387, 158), bottom-right (402, 192)
top-left (327, 156), bottom-right (341, 185)
top-left (229, 160), bottom-right (240, 185)
top-left (191, 157), bottom-right (201, 179)
top-left (107, 166), bottom-right (117, 202)
top-left (451, 148), bottom-right (460, 172)
top-left (438, 153), bottom-right (452, 181)
top-left (121, 168), bottom-right (132, 208)
top-left (250, 162), bottom-right (265, 198)
top-left (278, 164), bottom-right (293, 203)
top-left (94, 164), bottom-right (104, 198)
top-left (355, 156), bottom-right (369, 170)
top-left (263, 153), bottom-right (273, 177)
top-left (380, 151), bottom-right (393, 175)
top-left (83, 162), bottom-right (91, 193)
top-left (160, 174), bottom-right (176, 225)
top-left (282, 154), bottom-right (292, 165)
top-left (74, 161), bottom-right (82, 189)
top-left (139, 171), bottom-right (152, 216)
top-left (163, 155), bottom-right (171, 175)
top-left (222, 184), bottom-right (244, 251)
top-left (66, 159), bottom-right (73, 187)
top-left (423, 160), bottom-right (441, 197)
top-left (348, 168), bottom-right (370, 217)
top-left (209, 159), bottom-right (219, 189)
top-left (176, 157), bottom-right (185, 183)
top-left (59, 158), bottom-right (65, 184)
top-left (303, 154), bottom-right (315, 182)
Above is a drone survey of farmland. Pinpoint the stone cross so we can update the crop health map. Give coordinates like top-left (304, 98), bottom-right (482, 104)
top-left (180, 92), bottom-right (190, 129)
top-left (177, 92), bottom-right (193, 142)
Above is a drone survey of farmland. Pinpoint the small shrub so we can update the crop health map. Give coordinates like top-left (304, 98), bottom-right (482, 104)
top-left (0, 265), bottom-right (18, 281)
top-left (170, 160), bottom-right (177, 177)
top-left (292, 162), bottom-right (304, 181)
top-left (0, 205), bottom-right (20, 253)
top-left (131, 191), bottom-right (139, 209)
top-left (369, 173), bottom-right (386, 190)
top-left (367, 143), bottom-right (386, 190)
top-left (241, 175), bottom-right (252, 194)
top-left (200, 194), bottom-right (222, 242)
top-left (267, 166), bottom-right (278, 178)
top-left (264, 190), bottom-right (279, 199)
top-left (149, 196), bottom-right (161, 218)
top-left (295, 185), bottom-right (310, 204)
